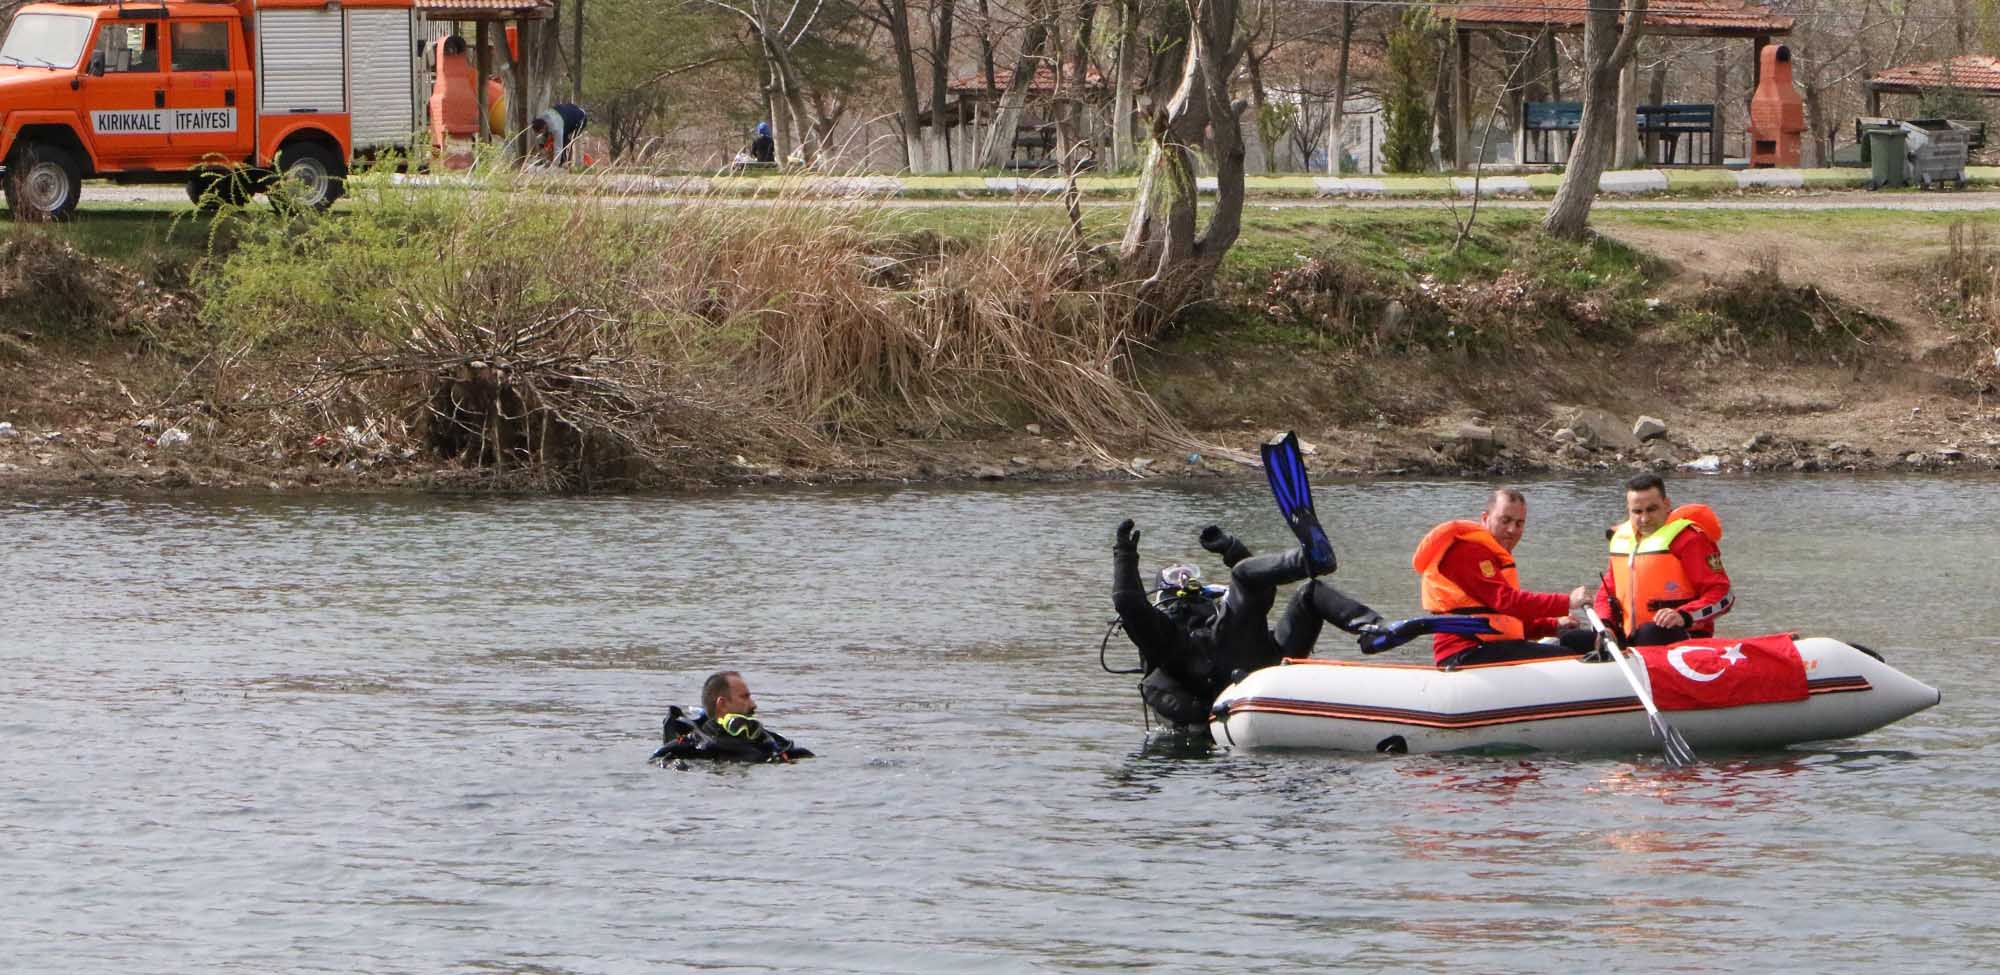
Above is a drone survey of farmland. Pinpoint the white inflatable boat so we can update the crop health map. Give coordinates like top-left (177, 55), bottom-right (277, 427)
top-left (1209, 637), bottom-right (1940, 756)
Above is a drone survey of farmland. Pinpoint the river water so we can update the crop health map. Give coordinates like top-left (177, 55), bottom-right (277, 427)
top-left (4, 475), bottom-right (1996, 973)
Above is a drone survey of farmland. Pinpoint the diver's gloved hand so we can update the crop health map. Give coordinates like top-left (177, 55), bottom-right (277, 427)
top-left (1198, 524), bottom-right (1228, 553)
top-left (1114, 518), bottom-right (1141, 554)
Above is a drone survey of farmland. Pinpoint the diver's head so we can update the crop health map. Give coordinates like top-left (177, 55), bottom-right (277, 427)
top-left (1153, 563), bottom-right (1221, 625)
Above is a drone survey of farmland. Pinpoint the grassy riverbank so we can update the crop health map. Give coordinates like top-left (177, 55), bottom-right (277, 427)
top-left (2, 188), bottom-right (1997, 494)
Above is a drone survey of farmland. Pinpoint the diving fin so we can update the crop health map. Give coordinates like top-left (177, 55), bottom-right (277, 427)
top-left (1260, 431), bottom-right (1336, 576)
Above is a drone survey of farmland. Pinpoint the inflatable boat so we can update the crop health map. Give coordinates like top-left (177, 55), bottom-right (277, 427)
top-left (1209, 636), bottom-right (1940, 756)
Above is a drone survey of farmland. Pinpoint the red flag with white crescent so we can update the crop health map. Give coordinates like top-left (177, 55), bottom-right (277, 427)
top-left (1636, 634), bottom-right (1810, 711)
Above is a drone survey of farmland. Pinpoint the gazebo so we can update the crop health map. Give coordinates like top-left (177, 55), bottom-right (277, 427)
top-left (1444, 0), bottom-right (1794, 169)
top-left (1866, 55), bottom-right (2000, 115)
top-left (930, 64), bottom-right (1115, 172)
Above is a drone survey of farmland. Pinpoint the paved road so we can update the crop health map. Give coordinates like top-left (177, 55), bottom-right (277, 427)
top-left (76, 181), bottom-right (2000, 212)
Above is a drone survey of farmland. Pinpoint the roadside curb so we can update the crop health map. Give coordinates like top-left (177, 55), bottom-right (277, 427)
top-left (641, 166), bottom-right (2000, 201)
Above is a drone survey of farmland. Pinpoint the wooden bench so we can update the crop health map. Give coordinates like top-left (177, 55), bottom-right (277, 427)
top-left (1522, 101), bottom-right (1582, 165)
top-left (1635, 103), bottom-right (1717, 166)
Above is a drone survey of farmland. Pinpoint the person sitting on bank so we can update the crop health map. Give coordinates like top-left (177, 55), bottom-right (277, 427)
top-left (1592, 473), bottom-right (1733, 647)
top-left (748, 121), bottom-right (776, 164)
top-left (530, 102), bottom-right (589, 167)
top-left (1412, 487), bottom-right (1589, 669)
top-left (1111, 519), bottom-right (1383, 730)
top-left (651, 670), bottom-right (813, 764)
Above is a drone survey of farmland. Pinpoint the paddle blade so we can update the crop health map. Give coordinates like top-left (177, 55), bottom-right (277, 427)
top-left (1650, 713), bottom-right (1698, 768)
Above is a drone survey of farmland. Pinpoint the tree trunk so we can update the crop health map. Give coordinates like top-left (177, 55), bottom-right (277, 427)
top-left (1711, 44), bottom-right (1727, 165)
top-left (572, 0), bottom-right (585, 104)
top-left (1120, 0), bottom-right (1246, 326)
top-left (884, 0), bottom-right (927, 171)
top-left (928, 0), bottom-right (957, 172)
top-left (1110, 0), bottom-right (1136, 169)
top-left (1327, 0), bottom-right (1354, 174)
top-left (1613, 47), bottom-right (1639, 168)
top-left (1643, 56), bottom-right (1665, 164)
top-left (976, 0), bottom-right (997, 95)
top-left (980, 0), bottom-right (1051, 169)
top-left (1543, 0), bottom-right (1647, 239)
top-left (1431, 30), bottom-right (1455, 170)
top-left (1243, 49), bottom-right (1269, 173)
top-left (1061, 0), bottom-right (1097, 162)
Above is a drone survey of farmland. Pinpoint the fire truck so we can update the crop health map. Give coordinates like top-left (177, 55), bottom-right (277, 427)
top-left (0, 0), bottom-right (422, 219)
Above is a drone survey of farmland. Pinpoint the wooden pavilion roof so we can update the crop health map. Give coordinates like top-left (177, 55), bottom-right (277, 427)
top-left (1868, 55), bottom-right (2000, 96)
top-left (1446, 0), bottom-right (1792, 38)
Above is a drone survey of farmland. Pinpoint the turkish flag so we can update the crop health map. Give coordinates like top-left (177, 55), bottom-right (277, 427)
top-left (1635, 634), bottom-right (1810, 711)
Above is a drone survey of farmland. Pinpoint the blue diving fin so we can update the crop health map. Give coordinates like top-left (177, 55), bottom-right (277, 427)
top-left (1261, 431), bottom-right (1337, 576)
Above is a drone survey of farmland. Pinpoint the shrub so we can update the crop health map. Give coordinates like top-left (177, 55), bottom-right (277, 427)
top-left (197, 167), bottom-right (1195, 488)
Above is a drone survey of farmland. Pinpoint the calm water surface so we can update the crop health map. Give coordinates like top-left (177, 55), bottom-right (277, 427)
top-left (4, 475), bottom-right (1997, 974)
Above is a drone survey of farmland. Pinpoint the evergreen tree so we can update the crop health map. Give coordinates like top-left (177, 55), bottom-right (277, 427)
top-left (1381, 8), bottom-right (1439, 174)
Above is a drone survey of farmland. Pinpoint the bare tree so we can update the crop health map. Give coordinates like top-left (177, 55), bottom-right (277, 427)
top-left (1118, 0), bottom-right (1249, 323)
top-left (926, 0), bottom-right (959, 170)
top-left (1542, 0), bottom-right (1646, 239)
top-left (692, 0), bottom-right (828, 163)
top-left (980, 0), bottom-right (1055, 168)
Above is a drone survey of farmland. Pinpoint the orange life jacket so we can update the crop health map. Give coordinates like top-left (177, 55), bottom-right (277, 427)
top-left (1606, 504), bottom-right (1721, 637)
top-left (1412, 520), bottom-right (1527, 642)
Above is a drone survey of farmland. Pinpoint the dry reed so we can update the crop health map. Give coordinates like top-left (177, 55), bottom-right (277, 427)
top-left (198, 164), bottom-right (1214, 486)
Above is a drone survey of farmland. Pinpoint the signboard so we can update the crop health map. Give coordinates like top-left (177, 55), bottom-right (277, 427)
top-left (91, 109), bottom-right (237, 134)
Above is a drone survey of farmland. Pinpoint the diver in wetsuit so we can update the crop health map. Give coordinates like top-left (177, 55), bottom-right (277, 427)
top-left (1110, 519), bottom-right (1384, 729)
top-left (651, 670), bottom-right (814, 764)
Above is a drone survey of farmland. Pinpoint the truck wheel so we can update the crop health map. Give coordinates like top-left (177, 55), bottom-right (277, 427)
top-left (272, 142), bottom-right (346, 210)
top-left (187, 169), bottom-right (252, 210)
top-left (4, 142), bottom-right (84, 222)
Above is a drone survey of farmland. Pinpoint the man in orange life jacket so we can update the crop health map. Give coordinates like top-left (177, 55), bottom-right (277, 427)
top-left (1591, 473), bottom-right (1733, 646)
top-left (1412, 487), bottom-right (1589, 669)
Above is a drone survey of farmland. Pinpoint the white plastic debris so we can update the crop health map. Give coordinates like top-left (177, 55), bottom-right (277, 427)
top-left (156, 427), bottom-right (191, 449)
top-left (0, 421), bottom-right (16, 440)
top-left (1678, 454), bottom-right (1722, 474)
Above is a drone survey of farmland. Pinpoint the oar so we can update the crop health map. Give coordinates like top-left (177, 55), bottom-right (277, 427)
top-left (1585, 606), bottom-right (1697, 767)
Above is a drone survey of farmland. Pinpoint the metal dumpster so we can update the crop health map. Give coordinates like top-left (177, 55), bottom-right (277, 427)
top-left (1902, 119), bottom-right (1970, 189)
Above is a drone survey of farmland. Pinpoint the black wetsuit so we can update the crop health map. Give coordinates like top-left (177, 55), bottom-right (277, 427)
top-left (651, 706), bottom-right (813, 764)
top-left (1112, 531), bottom-right (1379, 728)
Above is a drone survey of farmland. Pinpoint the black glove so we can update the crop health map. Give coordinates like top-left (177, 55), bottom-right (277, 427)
top-left (1198, 524), bottom-right (1227, 552)
top-left (1114, 518), bottom-right (1141, 554)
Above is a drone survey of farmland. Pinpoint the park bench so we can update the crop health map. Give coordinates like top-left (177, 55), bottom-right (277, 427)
top-left (1523, 101), bottom-right (1717, 166)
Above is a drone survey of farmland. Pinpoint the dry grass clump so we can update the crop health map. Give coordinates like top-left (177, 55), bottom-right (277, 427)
top-left (0, 224), bottom-right (196, 350)
top-left (197, 172), bottom-right (1200, 488)
top-left (1680, 251), bottom-right (1895, 355)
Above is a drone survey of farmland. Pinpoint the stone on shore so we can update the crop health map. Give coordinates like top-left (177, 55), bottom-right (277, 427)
top-left (1633, 415), bottom-right (1668, 441)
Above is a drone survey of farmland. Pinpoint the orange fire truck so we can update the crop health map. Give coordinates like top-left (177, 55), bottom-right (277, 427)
top-left (0, 0), bottom-right (421, 219)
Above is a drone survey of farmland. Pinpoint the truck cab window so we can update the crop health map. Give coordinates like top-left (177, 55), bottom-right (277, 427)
top-left (169, 22), bottom-right (229, 72)
top-left (93, 22), bottom-right (159, 74)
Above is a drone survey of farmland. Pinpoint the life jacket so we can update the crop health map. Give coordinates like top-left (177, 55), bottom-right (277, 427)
top-left (650, 706), bottom-right (813, 764)
top-left (1606, 504), bottom-right (1721, 637)
top-left (1411, 520), bottom-right (1527, 642)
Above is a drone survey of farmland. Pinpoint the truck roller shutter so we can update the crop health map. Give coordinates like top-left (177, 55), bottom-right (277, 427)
top-left (258, 9), bottom-right (347, 115)
top-left (345, 8), bottom-right (416, 150)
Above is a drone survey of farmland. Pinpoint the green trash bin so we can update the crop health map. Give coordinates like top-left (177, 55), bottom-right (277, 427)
top-left (1867, 129), bottom-right (1908, 189)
